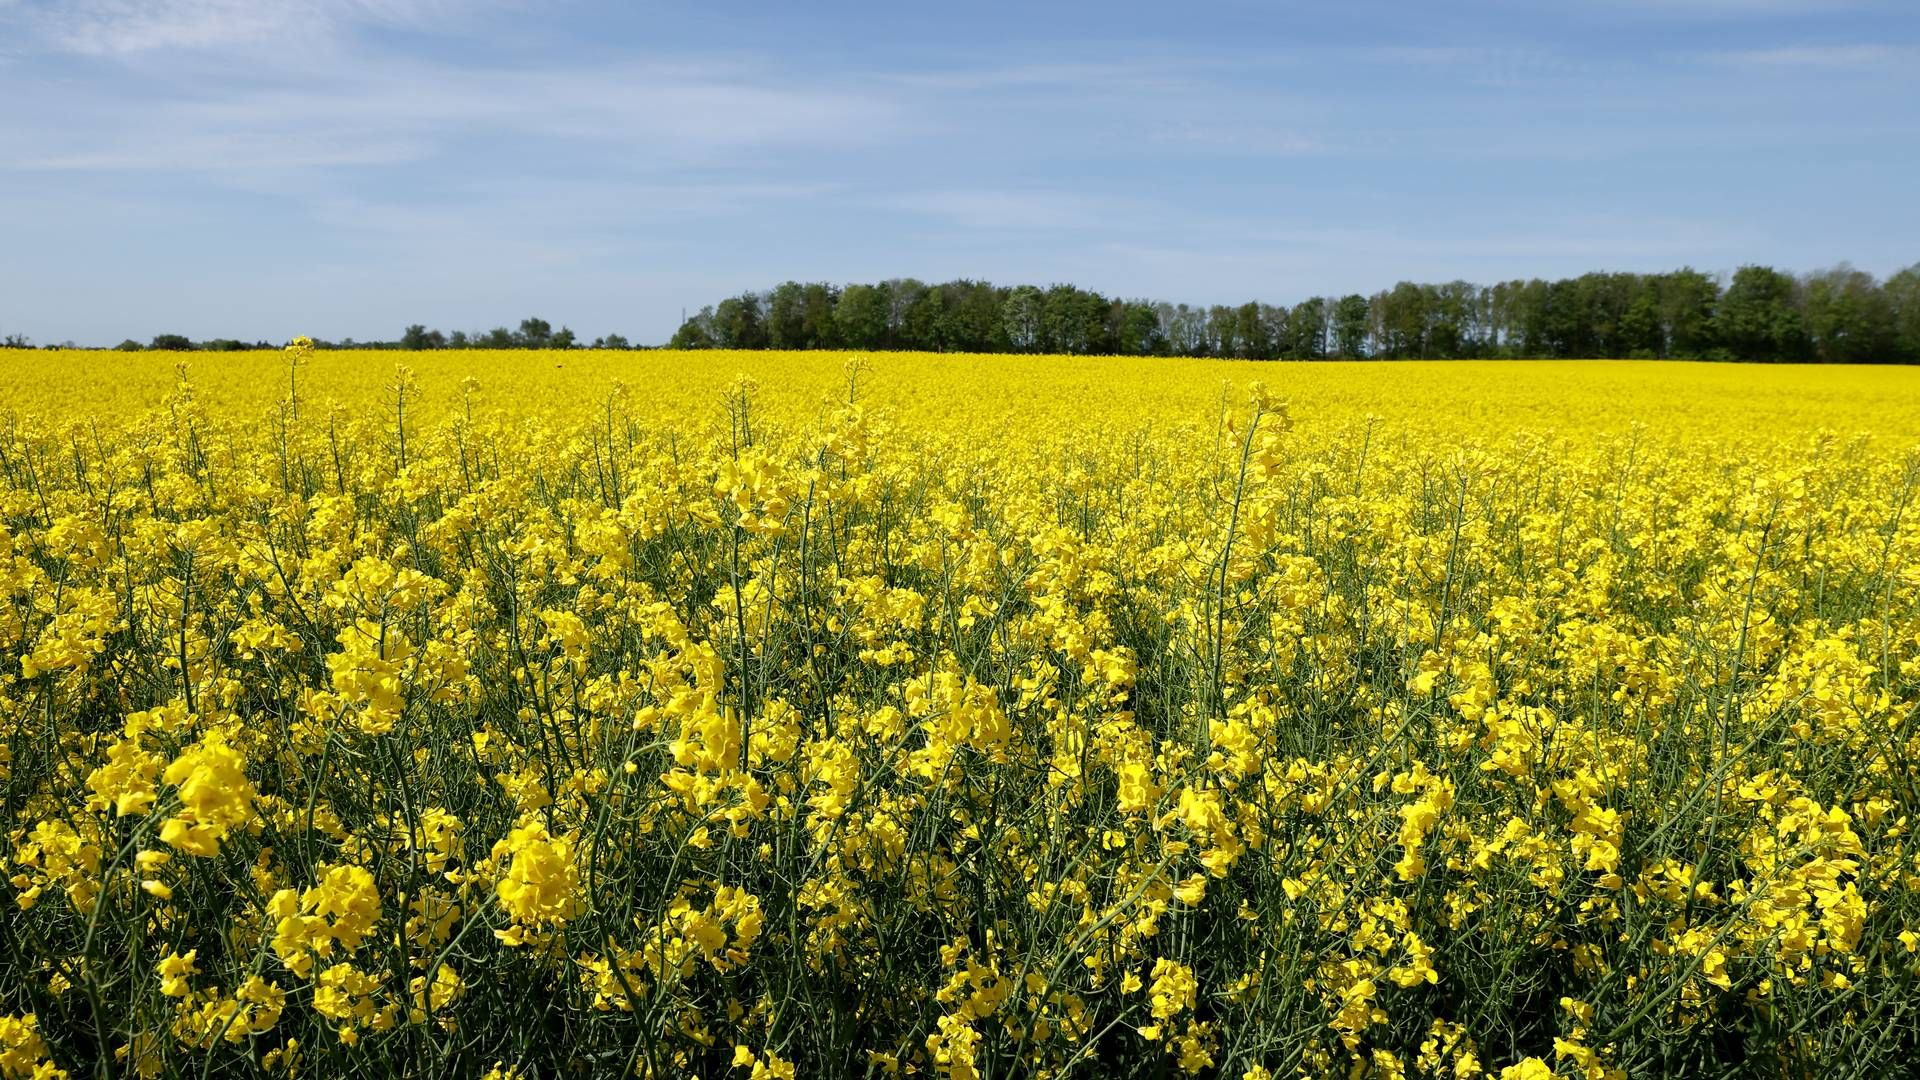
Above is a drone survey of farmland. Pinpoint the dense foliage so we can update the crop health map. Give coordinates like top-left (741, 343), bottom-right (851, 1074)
top-left (667, 264), bottom-right (1920, 362)
top-left (29, 264), bottom-right (1918, 363)
top-left (5, 348), bottom-right (1920, 1079)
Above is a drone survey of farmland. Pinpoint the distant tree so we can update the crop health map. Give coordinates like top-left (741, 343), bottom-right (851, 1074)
top-left (1375, 283), bottom-right (1430, 359)
top-left (888, 279), bottom-right (931, 350)
top-left (1431, 281), bottom-right (1481, 358)
top-left (115, 339), bottom-right (143, 351)
top-left (1534, 278), bottom-right (1573, 356)
top-left (1258, 304), bottom-right (1288, 359)
top-left (448, 330), bottom-right (471, 349)
top-left (1717, 265), bottom-right (1809, 362)
top-left (1286, 297), bottom-right (1328, 360)
top-left (1117, 301), bottom-right (1164, 356)
top-left (766, 282), bottom-right (808, 349)
top-left (1558, 274), bottom-right (1612, 357)
top-left (150, 334), bottom-right (193, 351)
top-left (597, 333), bottom-right (631, 350)
top-left (654, 266), bottom-right (1911, 363)
top-left (1618, 279), bottom-right (1663, 358)
top-left (834, 285), bottom-right (888, 350)
top-left (1158, 304), bottom-right (1205, 356)
top-left (670, 308), bottom-right (717, 349)
top-left (1504, 279), bottom-right (1551, 357)
top-left (1331, 295), bottom-right (1370, 358)
top-left (517, 318), bottom-right (553, 348)
top-left (1001, 286), bottom-right (1044, 352)
top-left (1802, 265), bottom-right (1896, 363)
top-left (801, 283), bottom-right (840, 349)
top-left (1043, 286), bottom-right (1107, 354)
top-left (1233, 302), bottom-right (1274, 359)
top-left (897, 281), bottom-right (941, 350)
top-left (2, 333), bottom-right (32, 348)
top-left (551, 326), bottom-right (577, 350)
top-left (482, 327), bottom-right (516, 349)
top-left (1656, 269), bottom-right (1720, 359)
top-left (712, 294), bottom-right (768, 350)
top-left (1205, 305), bottom-right (1237, 357)
top-left (927, 280), bottom-right (998, 353)
top-left (1887, 264), bottom-right (1920, 364)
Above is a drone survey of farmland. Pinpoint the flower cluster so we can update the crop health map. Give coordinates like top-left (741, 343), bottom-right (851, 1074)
top-left (3, 346), bottom-right (1920, 1076)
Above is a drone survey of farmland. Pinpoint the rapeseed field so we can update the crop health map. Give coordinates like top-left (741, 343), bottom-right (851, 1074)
top-left (5, 347), bottom-right (1920, 1078)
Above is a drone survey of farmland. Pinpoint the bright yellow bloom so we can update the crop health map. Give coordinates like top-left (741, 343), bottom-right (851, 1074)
top-left (158, 736), bottom-right (256, 858)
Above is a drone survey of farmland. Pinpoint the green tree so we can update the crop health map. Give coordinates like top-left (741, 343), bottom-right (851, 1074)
top-left (936, 280), bottom-right (1005, 353)
top-left (1041, 286), bottom-right (1108, 354)
top-left (765, 283), bottom-right (805, 349)
top-left (669, 308), bottom-right (715, 349)
top-left (1716, 266), bottom-right (1809, 362)
top-left (1802, 265), bottom-right (1896, 363)
top-left (1206, 305), bottom-right (1238, 358)
top-left (1331, 295), bottom-right (1370, 358)
top-left (401, 324), bottom-right (447, 350)
top-left (801, 283), bottom-right (840, 349)
top-left (1159, 303), bottom-right (1206, 356)
top-left (1234, 302), bottom-right (1275, 359)
top-left (1618, 280), bottom-right (1663, 358)
top-left (837, 285), bottom-right (891, 350)
top-left (1655, 269), bottom-right (1720, 359)
top-left (1888, 264), bottom-right (1920, 364)
top-left (1117, 301), bottom-right (1164, 356)
top-left (1285, 297), bottom-right (1327, 360)
top-left (712, 294), bottom-right (768, 349)
top-left (1002, 286), bottom-right (1044, 352)
top-left (1433, 282), bottom-right (1481, 358)
top-left (1375, 283), bottom-right (1429, 359)
top-left (899, 282), bottom-right (943, 350)
top-left (517, 317), bottom-right (553, 348)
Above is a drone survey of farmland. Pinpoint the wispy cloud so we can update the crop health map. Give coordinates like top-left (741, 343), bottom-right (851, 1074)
top-left (1146, 121), bottom-right (1330, 156)
top-left (1604, 0), bottom-right (1871, 13)
top-left (308, 179), bottom-right (849, 242)
top-left (881, 62), bottom-right (1189, 96)
top-left (0, 0), bottom-right (1912, 345)
top-left (1705, 44), bottom-right (1914, 66)
top-left (884, 189), bottom-right (1142, 231)
top-left (1359, 45), bottom-right (1595, 88)
top-left (4, 59), bottom-right (901, 172)
top-left (11, 0), bottom-right (487, 55)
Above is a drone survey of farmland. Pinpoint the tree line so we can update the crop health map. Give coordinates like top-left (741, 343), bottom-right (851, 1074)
top-left (8, 263), bottom-right (1916, 361)
top-left (669, 263), bottom-right (1920, 362)
top-left (12, 319), bottom-right (628, 354)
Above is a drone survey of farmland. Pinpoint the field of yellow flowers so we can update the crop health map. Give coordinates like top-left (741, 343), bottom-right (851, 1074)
top-left (6, 347), bottom-right (1920, 1079)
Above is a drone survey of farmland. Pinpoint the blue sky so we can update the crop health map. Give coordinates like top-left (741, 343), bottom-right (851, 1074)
top-left (1, 0), bottom-right (1915, 346)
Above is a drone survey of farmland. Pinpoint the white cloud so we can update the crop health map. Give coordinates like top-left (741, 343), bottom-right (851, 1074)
top-left (882, 62), bottom-right (1189, 96)
top-left (1706, 44), bottom-right (1913, 66)
top-left (1147, 121), bottom-right (1329, 155)
top-left (1605, 0), bottom-right (1868, 12)
top-left (13, 0), bottom-right (485, 55)
top-left (884, 189), bottom-right (1143, 231)
top-left (3, 59), bottom-right (901, 172)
